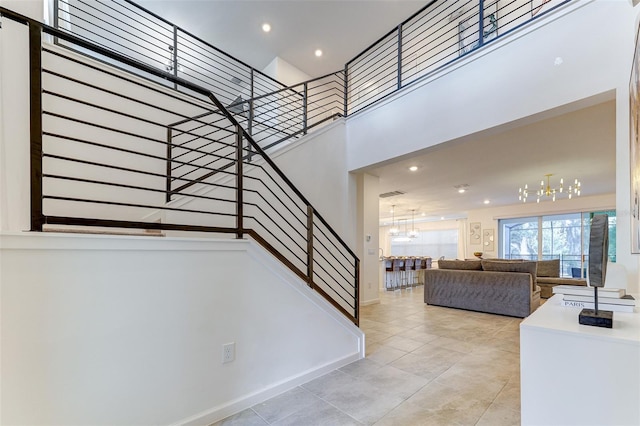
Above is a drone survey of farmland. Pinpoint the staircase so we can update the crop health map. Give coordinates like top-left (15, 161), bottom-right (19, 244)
top-left (1, 0), bottom-right (575, 327)
top-left (0, 6), bottom-right (359, 325)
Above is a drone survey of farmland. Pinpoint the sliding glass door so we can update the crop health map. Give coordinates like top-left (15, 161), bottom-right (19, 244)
top-left (499, 211), bottom-right (616, 277)
top-left (541, 213), bottom-right (583, 276)
top-left (501, 216), bottom-right (538, 261)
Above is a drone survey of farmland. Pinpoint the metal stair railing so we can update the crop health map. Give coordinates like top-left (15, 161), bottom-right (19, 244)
top-left (1, 7), bottom-right (359, 326)
top-left (165, 69), bottom-right (346, 201)
top-left (51, 0), bottom-right (572, 147)
top-left (223, 70), bottom-right (346, 150)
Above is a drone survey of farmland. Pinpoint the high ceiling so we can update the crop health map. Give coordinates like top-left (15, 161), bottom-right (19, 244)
top-left (136, 0), bottom-right (426, 78)
top-left (134, 0), bottom-right (617, 224)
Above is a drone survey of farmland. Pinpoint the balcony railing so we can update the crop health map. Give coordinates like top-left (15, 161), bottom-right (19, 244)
top-left (0, 0), bottom-right (575, 325)
top-left (52, 0), bottom-right (572, 147)
top-left (1, 7), bottom-right (359, 325)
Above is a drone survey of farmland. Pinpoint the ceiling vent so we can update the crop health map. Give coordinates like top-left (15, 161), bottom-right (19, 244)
top-left (379, 190), bottom-right (406, 198)
top-left (230, 76), bottom-right (243, 85)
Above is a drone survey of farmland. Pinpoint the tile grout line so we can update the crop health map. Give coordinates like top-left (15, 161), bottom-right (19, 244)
top-left (249, 407), bottom-right (270, 425)
top-left (298, 380), bottom-right (373, 425)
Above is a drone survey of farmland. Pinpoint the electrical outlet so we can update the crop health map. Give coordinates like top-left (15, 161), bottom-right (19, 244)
top-left (222, 342), bottom-right (235, 364)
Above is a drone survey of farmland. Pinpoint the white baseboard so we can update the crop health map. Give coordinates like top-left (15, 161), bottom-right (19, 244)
top-left (172, 240), bottom-right (366, 426)
top-left (173, 352), bottom-right (362, 426)
top-left (360, 298), bottom-right (380, 307)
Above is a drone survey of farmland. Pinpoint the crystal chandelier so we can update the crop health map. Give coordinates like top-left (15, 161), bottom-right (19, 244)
top-left (519, 174), bottom-right (581, 203)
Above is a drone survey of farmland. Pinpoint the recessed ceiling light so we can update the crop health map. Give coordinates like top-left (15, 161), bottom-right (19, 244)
top-left (454, 184), bottom-right (469, 194)
top-left (409, 166), bottom-right (418, 172)
top-left (441, 216), bottom-right (445, 220)
top-left (484, 199), bottom-right (490, 204)
top-left (315, 49), bottom-right (323, 57)
top-left (262, 23), bottom-right (271, 33)
top-left (421, 212), bottom-right (426, 216)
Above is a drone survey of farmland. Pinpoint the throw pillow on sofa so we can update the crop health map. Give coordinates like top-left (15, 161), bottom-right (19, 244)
top-left (481, 260), bottom-right (538, 286)
top-left (536, 259), bottom-right (560, 277)
top-left (438, 259), bottom-right (483, 270)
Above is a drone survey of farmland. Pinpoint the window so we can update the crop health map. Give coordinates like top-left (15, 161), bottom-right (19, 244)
top-left (499, 211), bottom-right (616, 277)
top-left (584, 210), bottom-right (617, 263)
top-left (541, 213), bottom-right (583, 276)
top-left (501, 216), bottom-right (539, 261)
top-left (390, 229), bottom-right (457, 258)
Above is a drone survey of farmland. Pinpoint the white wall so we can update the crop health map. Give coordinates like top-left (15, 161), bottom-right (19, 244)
top-left (346, 0), bottom-right (629, 171)
top-left (0, 233), bottom-right (363, 425)
top-left (262, 57), bottom-right (311, 87)
top-left (345, 0), bottom-right (639, 293)
top-left (0, 18), bottom-right (31, 232)
top-left (0, 0), bottom-right (43, 21)
top-left (261, 123), bottom-right (361, 311)
top-left (270, 121), bottom-right (356, 247)
top-left (356, 173), bottom-right (380, 305)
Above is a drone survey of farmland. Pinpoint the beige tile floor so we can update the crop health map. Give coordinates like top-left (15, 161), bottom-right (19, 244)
top-left (214, 286), bottom-right (524, 425)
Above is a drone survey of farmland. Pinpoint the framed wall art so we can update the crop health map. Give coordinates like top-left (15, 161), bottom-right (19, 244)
top-left (483, 228), bottom-right (495, 252)
top-left (458, 1), bottom-right (498, 56)
top-left (470, 222), bottom-right (481, 245)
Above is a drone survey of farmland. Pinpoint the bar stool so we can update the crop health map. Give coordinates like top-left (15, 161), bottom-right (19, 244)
top-left (393, 257), bottom-right (404, 289)
top-left (425, 257), bottom-right (432, 269)
top-left (384, 257), bottom-right (394, 290)
top-left (414, 257), bottom-right (424, 286)
top-left (405, 257), bottom-right (416, 287)
top-left (399, 257), bottom-right (412, 288)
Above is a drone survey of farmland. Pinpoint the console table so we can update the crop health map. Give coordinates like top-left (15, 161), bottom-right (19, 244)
top-left (520, 295), bottom-right (640, 425)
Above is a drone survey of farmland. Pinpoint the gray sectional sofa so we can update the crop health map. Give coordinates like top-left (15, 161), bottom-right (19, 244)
top-left (424, 259), bottom-right (541, 318)
top-left (534, 258), bottom-right (587, 298)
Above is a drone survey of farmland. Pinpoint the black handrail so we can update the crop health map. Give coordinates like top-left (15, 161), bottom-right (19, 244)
top-left (3, 0), bottom-right (576, 326)
top-left (118, 0), bottom-right (289, 95)
top-left (235, 70), bottom-right (343, 105)
top-left (49, 0), bottom-right (572, 145)
top-left (345, 0), bottom-right (461, 70)
top-left (345, 0), bottom-right (572, 115)
top-left (0, 6), bottom-right (359, 325)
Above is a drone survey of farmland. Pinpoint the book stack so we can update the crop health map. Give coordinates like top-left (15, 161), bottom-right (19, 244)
top-left (552, 285), bottom-right (636, 313)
